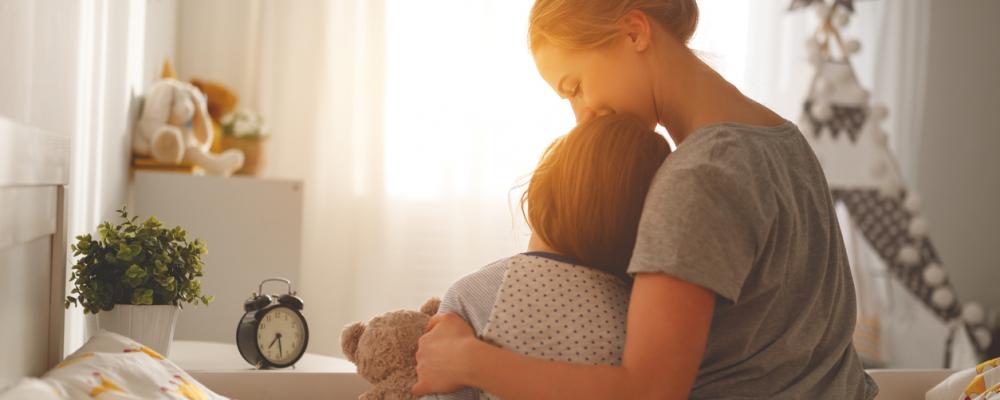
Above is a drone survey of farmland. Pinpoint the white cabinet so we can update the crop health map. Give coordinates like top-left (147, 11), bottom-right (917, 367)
top-left (130, 171), bottom-right (304, 344)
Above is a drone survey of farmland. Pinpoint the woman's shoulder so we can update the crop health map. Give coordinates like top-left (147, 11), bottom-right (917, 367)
top-left (670, 120), bottom-right (797, 163)
top-left (655, 120), bottom-right (806, 188)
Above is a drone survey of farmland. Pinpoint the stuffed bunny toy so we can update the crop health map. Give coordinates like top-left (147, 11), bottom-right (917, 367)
top-left (134, 79), bottom-right (244, 176)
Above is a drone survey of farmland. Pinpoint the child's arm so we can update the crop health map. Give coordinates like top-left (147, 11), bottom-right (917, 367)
top-left (436, 257), bottom-right (507, 334)
top-left (419, 258), bottom-right (508, 400)
top-left (418, 284), bottom-right (486, 400)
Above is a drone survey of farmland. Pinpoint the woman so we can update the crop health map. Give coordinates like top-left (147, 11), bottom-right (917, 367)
top-left (413, 0), bottom-right (877, 398)
top-left (427, 113), bottom-right (669, 399)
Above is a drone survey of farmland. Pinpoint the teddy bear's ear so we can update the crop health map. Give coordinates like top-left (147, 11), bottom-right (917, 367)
top-left (420, 297), bottom-right (441, 316)
top-left (340, 322), bottom-right (366, 364)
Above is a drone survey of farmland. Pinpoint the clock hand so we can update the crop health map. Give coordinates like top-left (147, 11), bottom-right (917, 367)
top-left (268, 333), bottom-right (280, 349)
top-left (278, 334), bottom-right (283, 358)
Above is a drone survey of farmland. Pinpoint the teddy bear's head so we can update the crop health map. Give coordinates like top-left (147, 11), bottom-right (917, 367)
top-left (341, 297), bottom-right (440, 385)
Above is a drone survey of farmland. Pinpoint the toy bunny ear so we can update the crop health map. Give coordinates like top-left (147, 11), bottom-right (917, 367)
top-left (420, 297), bottom-right (441, 316)
top-left (185, 85), bottom-right (213, 151)
top-left (340, 321), bottom-right (366, 364)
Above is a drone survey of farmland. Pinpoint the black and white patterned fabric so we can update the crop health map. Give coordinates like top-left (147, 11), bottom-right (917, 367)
top-left (478, 254), bottom-right (629, 400)
top-left (803, 100), bottom-right (868, 143)
top-left (832, 188), bottom-right (960, 320)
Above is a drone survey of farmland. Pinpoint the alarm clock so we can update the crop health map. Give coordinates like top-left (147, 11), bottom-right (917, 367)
top-left (236, 277), bottom-right (309, 369)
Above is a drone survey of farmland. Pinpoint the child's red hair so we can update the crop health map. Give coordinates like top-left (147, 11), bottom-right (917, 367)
top-left (521, 113), bottom-right (671, 280)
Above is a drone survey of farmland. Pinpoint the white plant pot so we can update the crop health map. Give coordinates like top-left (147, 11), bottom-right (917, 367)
top-left (97, 304), bottom-right (181, 356)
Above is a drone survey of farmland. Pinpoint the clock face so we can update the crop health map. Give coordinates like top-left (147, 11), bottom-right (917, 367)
top-left (256, 306), bottom-right (307, 366)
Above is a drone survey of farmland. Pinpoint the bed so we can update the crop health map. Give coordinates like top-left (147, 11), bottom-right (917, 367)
top-left (0, 116), bottom-right (69, 387)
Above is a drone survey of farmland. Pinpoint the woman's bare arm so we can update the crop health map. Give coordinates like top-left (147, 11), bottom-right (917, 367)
top-left (413, 272), bottom-right (715, 399)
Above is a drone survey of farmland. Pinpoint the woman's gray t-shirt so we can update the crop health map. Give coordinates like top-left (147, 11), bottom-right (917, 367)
top-left (627, 121), bottom-right (877, 399)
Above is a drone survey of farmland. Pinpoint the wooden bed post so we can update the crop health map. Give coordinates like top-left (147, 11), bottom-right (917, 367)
top-left (48, 185), bottom-right (67, 369)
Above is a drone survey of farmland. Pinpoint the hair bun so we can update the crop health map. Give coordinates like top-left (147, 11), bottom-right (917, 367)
top-left (529, 0), bottom-right (701, 51)
top-left (668, 0), bottom-right (700, 44)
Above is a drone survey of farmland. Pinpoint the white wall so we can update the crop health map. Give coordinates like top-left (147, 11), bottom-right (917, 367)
top-left (0, 0), bottom-right (177, 355)
top-left (917, 1), bottom-right (1000, 314)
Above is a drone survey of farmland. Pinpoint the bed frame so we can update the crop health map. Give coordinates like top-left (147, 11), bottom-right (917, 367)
top-left (0, 116), bottom-right (69, 387)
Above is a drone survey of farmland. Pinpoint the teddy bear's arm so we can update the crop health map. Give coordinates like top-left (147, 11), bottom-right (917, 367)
top-left (362, 375), bottom-right (420, 400)
top-left (358, 369), bottom-right (420, 400)
top-left (359, 384), bottom-right (397, 400)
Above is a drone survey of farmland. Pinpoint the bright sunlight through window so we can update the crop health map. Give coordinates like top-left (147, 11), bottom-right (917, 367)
top-left (383, 0), bottom-right (751, 201)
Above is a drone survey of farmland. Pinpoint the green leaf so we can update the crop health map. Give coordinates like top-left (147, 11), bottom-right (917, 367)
top-left (158, 276), bottom-right (176, 292)
top-left (132, 288), bottom-right (153, 305)
top-left (154, 259), bottom-right (167, 273)
top-left (124, 264), bottom-right (148, 287)
top-left (116, 242), bottom-right (132, 261)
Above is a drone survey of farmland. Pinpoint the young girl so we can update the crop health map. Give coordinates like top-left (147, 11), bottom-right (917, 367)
top-left (425, 113), bottom-right (670, 399)
top-left (413, 0), bottom-right (877, 399)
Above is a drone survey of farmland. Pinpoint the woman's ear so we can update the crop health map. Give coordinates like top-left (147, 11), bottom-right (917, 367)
top-left (621, 9), bottom-right (653, 52)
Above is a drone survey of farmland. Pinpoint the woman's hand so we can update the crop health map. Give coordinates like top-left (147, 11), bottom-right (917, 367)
top-left (411, 312), bottom-right (480, 396)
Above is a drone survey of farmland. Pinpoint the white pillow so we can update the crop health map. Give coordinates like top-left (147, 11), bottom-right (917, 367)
top-left (927, 358), bottom-right (1000, 400)
top-left (926, 367), bottom-right (977, 400)
top-left (0, 330), bottom-right (227, 400)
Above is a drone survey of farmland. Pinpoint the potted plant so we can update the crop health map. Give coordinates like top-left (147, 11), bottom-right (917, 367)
top-left (219, 108), bottom-right (270, 176)
top-left (64, 206), bottom-right (213, 356)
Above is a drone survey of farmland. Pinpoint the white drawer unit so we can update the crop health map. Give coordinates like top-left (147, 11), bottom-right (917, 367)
top-left (130, 171), bottom-right (304, 344)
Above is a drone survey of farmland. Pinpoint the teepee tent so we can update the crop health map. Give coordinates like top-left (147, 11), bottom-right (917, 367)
top-left (790, 0), bottom-right (992, 368)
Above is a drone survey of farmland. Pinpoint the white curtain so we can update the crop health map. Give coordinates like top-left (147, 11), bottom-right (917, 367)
top-left (60, 0), bottom-right (176, 355)
top-left (868, 0), bottom-right (931, 188)
top-left (177, 0), bottom-right (932, 360)
top-left (179, 0), bottom-right (574, 356)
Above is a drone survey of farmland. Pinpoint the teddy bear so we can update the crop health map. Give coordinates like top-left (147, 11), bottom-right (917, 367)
top-left (133, 78), bottom-right (245, 176)
top-left (341, 297), bottom-right (441, 400)
top-left (190, 78), bottom-right (238, 121)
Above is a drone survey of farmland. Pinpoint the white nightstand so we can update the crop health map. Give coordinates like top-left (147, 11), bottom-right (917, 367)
top-left (171, 340), bottom-right (370, 399)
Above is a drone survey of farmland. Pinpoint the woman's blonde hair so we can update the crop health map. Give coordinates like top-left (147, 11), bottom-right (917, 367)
top-left (520, 114), bottom-right (670, 282)
top-left (528, 0), bottom-right (699, 52)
